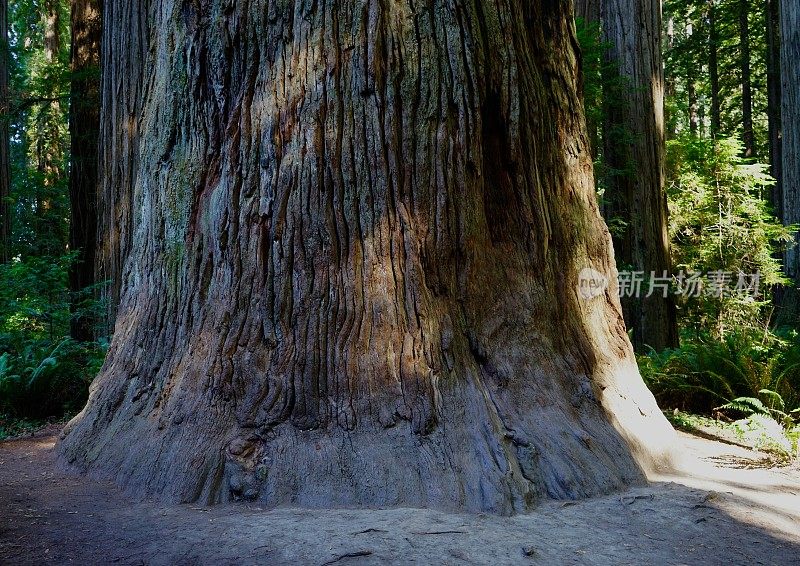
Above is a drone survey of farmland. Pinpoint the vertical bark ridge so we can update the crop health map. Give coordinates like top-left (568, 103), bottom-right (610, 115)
top-left (60, 0), bottom-right (676, 514)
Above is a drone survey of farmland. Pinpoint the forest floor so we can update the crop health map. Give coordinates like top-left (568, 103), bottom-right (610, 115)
top-left (0, 428), bottom-right (799, 565)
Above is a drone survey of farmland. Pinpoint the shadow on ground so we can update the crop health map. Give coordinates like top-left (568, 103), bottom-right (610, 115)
top-left (0, 428), bottom-right (798, 565)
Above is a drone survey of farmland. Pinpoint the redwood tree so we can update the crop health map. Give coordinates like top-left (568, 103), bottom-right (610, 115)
top-left (68, 0), bottom-right (102, 341)
top-left (708, 0), bottom-right (722, 137)
top-left (739, 0), bottom-right (754, 157)
top-left (602, 0), bottom-right (679, 352)
top-left (0, 0), bottom-right (9, 263)
top-left (781, 0), bottom-right (800, 316)
top-left (766, 0), bottom-right (781, 212)
top-left (59, 0), bottom-right (675, 512)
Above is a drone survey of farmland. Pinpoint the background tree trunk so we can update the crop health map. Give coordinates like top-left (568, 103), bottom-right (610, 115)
top-left (766, 0), bottom-right (782, 212)
top-left (708, 0), bottom-right (722, 137)
top-left (94, 0), bottom-right (148, 334)
top-left (0, 0), bottom-right (9, 263)
top-left (602, 0), bottom-right (679, 351)
top-left (59, 0), bottom-right (676, 513)
top-left (739, 0), bottom-right (754, 157)
top-left (68, 0), bottom-right (102, 341)
top-left (575, 0), bottom-right (602, 23)
top-left (33, 0), bottom-right (66, 257)
top-left (781, 0), bottom-right (800, 319)
top-left (689, 80), bottom-right (700, 136)
top-left (574, 0), bottom-right (602, 159)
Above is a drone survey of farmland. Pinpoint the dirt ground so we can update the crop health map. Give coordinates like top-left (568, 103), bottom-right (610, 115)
top-left (1, 427), bottom-right (799, 565)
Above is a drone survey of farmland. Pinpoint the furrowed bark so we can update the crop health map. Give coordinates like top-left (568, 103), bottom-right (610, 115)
top-left (575, 0), bottom-right (601, 22)
top-left (60, 0), bottom-right (676, 514)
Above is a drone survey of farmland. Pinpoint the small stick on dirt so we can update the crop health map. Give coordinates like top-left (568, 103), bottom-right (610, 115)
top-left (321, 550), bottom-right (373, 565)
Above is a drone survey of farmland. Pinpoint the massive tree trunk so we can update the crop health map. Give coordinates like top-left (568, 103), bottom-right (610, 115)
top-left (781, 0), bottom-right (800, 318)
top-left (739, 0), bottom-right (754, 157)
top-left (766, 0), bottom-right (782, 212)
top-left (0, 0), bottom-right (9, 264)
top-left (68, 0), bottom-right (102, 341)
top-left (59, 1), bottom-right (676, 513)
top-left (602, 0), bottom-right (678, 352)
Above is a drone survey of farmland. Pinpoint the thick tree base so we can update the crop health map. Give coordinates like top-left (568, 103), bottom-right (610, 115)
top-left (60, 356), bottom-right (675, 515)
top-left (59, 0), bottom-right (679, 514)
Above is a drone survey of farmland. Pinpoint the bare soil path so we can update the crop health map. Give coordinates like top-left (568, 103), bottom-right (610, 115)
top-left (1, 427), bottom-right (798, 565)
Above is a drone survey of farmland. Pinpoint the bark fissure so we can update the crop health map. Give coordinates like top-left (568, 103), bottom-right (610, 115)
top-left (60, 0), bottom-right (675, 514)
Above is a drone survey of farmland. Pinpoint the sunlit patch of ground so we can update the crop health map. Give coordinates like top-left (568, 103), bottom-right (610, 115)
top-left (1, 428), bottom-right (798, 565)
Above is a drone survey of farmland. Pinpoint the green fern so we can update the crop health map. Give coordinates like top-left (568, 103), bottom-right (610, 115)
top-left (717, 397), bottom-right (771, 416)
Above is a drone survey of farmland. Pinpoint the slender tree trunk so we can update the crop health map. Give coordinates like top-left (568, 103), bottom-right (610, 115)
top-left (59, 1), bottom-right (676, 512)
top-left (739, 0), bottom-right (754, 157)
top-left (665, 15), bottom-right (677, 138)
top-left (689, 80), bottom-right (700, 135)
top-left (766, 0), bottom-right (782, 213)
top-left (68, 0), bottom-right (102, 341)
top-left (0, 0), bottom-right (9, 263)
top-left (575, 0), bottom-right (603, 160)
top-left (602, 0), bottom-right (679, 352)
top-left (34, 0), bottom-right (66, 256)
top-left (687, 21), bottom-right (700, 136)
top-left (781, 0), bottom-right (800, 319)
top-left (708, 0), bottom-right (722, 137)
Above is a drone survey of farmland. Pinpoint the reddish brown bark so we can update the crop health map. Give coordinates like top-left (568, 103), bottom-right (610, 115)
top-left (60, 1), bottom-right (676, 513)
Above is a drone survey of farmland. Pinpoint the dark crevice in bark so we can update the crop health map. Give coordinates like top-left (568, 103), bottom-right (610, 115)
top-left (60, 0), bottom-right (676, 514)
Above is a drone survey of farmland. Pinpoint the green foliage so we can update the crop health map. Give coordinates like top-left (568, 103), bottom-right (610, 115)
top-left (639, 330), bottom-right (800, 416)
top-left (0, 0), bottom-right (107, 426)
top-left (0, 256), bottom-right (107, 420)
top-left (0, 338), bottom-right (105, 419)
top-left (665, 409), bottom-right (799, 461)
top-left (0, 414), bottom-right (51, 441)
top-left (7, 0), bottom-right (72, 258)
top-left (666, 135), bottom-right (795, 335)
top-left (664, 0), bottom-right (771, 156)
top-left (640, 329), bottom-right (800, 459)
